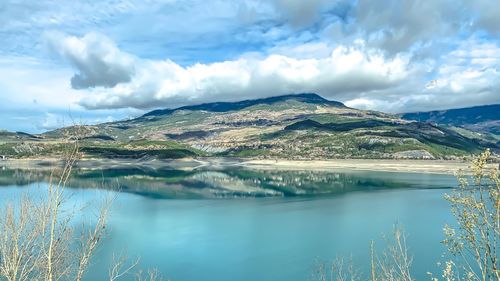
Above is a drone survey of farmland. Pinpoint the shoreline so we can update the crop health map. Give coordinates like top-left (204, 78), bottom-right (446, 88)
top-left (241, 159), bottom-right (474, 175)
top-left (0, 157), bottom-right (485, 175)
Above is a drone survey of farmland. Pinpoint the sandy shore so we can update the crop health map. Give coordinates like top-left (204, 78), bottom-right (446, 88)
top-left (240, 159), bottom-right (478, 175)
top-left (1, 157), bottom-right (489, 175)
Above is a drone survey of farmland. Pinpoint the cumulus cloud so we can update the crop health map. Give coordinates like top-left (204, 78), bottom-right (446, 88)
top-left (46, 32), bottom-right (500, 113)
top-left (344, 39), bottom-right (500, 112)
top-left (47, 33), bottom-right (411, 110)
top-left (44, 32), bottom-right (135, 89)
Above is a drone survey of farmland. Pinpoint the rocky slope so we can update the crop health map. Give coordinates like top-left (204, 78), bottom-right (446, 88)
top-left (2, 94), bottom-right (498, 159)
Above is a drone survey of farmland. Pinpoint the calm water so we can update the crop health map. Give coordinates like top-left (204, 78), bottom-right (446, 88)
top-left (0, 166), bottom-right (458, 280)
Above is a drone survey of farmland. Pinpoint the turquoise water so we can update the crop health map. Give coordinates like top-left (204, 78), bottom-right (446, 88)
top-left (0, 167), bottom-right (458, 280)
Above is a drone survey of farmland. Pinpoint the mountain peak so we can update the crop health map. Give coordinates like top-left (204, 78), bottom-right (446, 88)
top-left (142, 93), bottom-right (345, 117)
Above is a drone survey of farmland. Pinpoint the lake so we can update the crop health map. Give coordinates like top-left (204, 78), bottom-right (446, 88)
top-left (0, 166), bottom-right (458, 280)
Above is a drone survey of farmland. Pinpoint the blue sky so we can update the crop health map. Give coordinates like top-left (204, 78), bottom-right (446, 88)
top-left (1, 0), bottom-right (499, 133)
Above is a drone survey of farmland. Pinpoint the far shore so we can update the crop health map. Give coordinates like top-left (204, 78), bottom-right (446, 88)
top-left (1, 157), bottom-right (494, 175)
top-left (242, 159), bottom-right (478, 175)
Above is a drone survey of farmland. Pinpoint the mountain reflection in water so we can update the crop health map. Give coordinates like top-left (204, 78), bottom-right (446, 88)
top-left (0, 166), bottom-right (456, 199)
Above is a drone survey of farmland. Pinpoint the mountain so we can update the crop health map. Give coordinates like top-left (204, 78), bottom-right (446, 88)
top-left (2, 94), bottom-right (498, 160)
top-left (401, 104), bottom-right (500, 135)
top-left (143, 93), bottom-right (346, 117)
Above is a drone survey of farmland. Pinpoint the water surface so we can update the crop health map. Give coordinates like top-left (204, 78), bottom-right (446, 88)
top-left (0, 167), bottom-right (458, 280)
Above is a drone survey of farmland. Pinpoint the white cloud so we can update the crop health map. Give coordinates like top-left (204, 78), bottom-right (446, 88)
top-left (45, 32), bottom-right (135, 89)
top-left (48, 33), bottom-right (411, 110)
top-left (344, 98), bottom-right (378, 109)
top-left (45, 32), bottom-right (500, 113)
top-left (343, 39), bottom-right (500, 113)
top-left (427, 41), bottom-right (500, 107)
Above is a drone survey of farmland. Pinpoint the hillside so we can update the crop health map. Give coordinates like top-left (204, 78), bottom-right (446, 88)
top-left (401, 104), bottom-right (500, 135)
top-left (2, 94), bottom-right (498, 160)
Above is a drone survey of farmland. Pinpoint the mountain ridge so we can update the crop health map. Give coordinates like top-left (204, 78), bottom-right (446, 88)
top-left (142, 93), bottom-right (346, 117)
top-left (401, 104), bottom-right (500, 135)
top-left (1, 93), bottom-right (498, 160)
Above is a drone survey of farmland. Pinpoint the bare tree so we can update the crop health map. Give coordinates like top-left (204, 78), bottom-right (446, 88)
top-left (0, 196), bottom-right (43, 281)
top-left (0, 139), bottom-right (111, 281)
top-left (108, 253), bottom-right (141, 281)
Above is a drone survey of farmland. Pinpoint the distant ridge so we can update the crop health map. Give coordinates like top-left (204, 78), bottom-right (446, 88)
top-left (401, 104), bottom-right (500, 126)
top-left (0, 130), bottom-right (41, 139)
top-left (143, 93), bottom-right (345, 117)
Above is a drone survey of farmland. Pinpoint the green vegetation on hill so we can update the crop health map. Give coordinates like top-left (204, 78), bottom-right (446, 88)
top-left (1, 94), bottom-right (498, 160)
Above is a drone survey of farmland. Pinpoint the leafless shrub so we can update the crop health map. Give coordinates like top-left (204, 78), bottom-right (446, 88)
top-left (311, 257), bottom-right (361, 281)
top-left (311, 227), bottom-right (413, 281)
top-left (431, 149), bottom-right (499, 281)
top-left (135, 268), bottom-right (166, 281)
top-left (374, 227), bottom-right (413, 281)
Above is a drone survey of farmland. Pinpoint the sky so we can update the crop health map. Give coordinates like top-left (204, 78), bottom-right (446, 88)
top-left (1, 0), bottom-right (499, 133)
